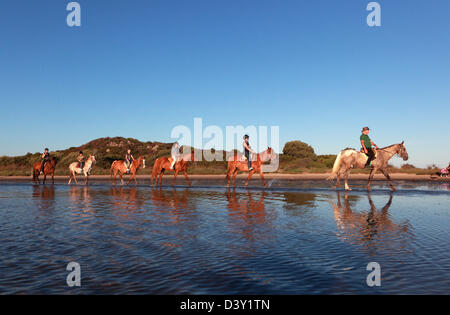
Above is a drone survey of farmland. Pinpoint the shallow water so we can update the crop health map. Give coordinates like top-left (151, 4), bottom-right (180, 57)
top-left (0, 181), bottom-right (449, 294)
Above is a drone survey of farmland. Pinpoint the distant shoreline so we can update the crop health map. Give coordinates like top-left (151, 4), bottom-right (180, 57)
top-left (1, 173), bottom-right (448, 182)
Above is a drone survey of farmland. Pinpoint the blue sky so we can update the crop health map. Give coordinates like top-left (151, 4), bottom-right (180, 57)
top-left (0, 0), bottom-right (449, 167)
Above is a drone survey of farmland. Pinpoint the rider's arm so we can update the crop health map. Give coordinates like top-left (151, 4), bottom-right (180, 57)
top-left (361, 140), bottom-right (368, 153)
top-left (371, 140), bottom-right (379, 150)
top-left (131, 155), bottom-right (135, 161)
top-left (244, 142), bottom-right (256, 154)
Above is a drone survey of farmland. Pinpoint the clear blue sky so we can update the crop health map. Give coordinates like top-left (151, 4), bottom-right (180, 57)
top-left (1, 0), bottom-right (449, 167)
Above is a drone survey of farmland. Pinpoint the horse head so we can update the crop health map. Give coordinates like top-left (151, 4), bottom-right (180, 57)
top-left (261, 147), bottom-right (276, 162)
top-left (89, 155), bottom-right (96, 163)
top-left (138, 156), bottom-right (146, 168)
top-left (398, 141), bottom-right (409, 161)
top-left (50, 156), bottom-right (58, 166)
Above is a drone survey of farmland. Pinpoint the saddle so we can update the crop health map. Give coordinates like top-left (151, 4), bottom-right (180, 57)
top-left (360, 148), bottom-right (378, 159)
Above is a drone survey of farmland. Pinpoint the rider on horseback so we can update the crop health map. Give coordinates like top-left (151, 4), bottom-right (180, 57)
top-left (360, 127), bottom-right (379, 168)
top-left (243, 135), bottom-right (256, 171)
top-left (171, 142), bottom-right (181, 171)
top-left (77, 151), bottom-right (85, 171)
top-left (40, 148), bottom-right (50, 174)
top-left (125, 149), bottom-right (135, 173)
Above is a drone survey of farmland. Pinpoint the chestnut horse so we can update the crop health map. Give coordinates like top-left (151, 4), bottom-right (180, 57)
top-left (32, 157), bottom-right (57, 184)
top-left (151, 152), bottom-right (195, 186)
top-left (110, 156), bottom-right (146, 185)
top-left (68, 155), bottom-right (96, 185)
top-left (226, 147), bottom-right (275, 188)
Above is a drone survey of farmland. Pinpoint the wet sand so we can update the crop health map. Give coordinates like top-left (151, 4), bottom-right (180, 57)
top-left (1, 173), bottom-right (449, 182)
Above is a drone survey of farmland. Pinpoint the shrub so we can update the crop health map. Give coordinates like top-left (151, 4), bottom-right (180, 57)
top-left (283, 141), bottom-right (316, 159)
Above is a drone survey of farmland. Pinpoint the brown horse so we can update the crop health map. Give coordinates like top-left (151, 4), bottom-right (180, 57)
top-left (151, 152), bottom-right (195, 186)
top-left (32, 157), bottom-right (57, 184)
top-left (110, 156), bottom-right (146, 185)
top-left (327, 142), bottom-right (409, 191)
top-left (226, 147), bottom-right (275, 188)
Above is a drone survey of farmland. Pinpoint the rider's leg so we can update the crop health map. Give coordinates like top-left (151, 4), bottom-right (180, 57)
top-left (245, 152), bottom-right (252, 170)
top-left (365, 149), bottom-right (375, 168)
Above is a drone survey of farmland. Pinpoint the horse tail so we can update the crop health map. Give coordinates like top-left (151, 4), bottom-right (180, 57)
top-left (327, 151), bottom-right (343, 180)
top-left (110, 161), bottom-right (116, 178)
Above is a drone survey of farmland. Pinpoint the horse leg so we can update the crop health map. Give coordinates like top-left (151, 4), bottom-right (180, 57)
top-left (52, 173), bottom-right (54, 184)
top-left (367, 168), bottom-right (377, 191)
top-left (334, 170), bottom-right (341, 189)
top-left (258, 169), bottom-right (267, 188)
top-left (184, 171), bottom-right (191, 187)
top-left (232, 169), bottom-right (238, 187)
top-left (85, 175), bottom-right (89, 186)
top-left (226, 165), bottom-right (234, 187)
top-left (73, 172), bottom-right (79, 185)
top-left (172, 170), bottom-right (179, 186)
top-left (126, 171), bottom-right (133, 186)
top-left (35, 170), bottom-right (40, 184)
top-left (245, 170), bottom-right (255, 187)
top-left (380, 169), bottom-right (396, 191)
top-left (112, 169), bottom-right (117, 185)
top-left (343, 168), bottom-right (352, 191)
top-left (43, 174), bottom-right (47, 185)
top-left (158, 170), bottom-right (165, 186)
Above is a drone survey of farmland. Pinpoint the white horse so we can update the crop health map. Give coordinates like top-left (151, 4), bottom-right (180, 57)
top-left (327, 142), bottom-right (408, 191)
top-left (68, 155), bottom-right (96, 185)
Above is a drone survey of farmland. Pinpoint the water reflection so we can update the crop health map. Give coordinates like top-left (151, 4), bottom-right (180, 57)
top-left (225, 189), bottom-right (274, 244)
top-left (329, 192), bottom-right (412, 255)
top-left (32, 185), bottom-right (55, 211)
top-left (110, 187), bottom-right (146, 215)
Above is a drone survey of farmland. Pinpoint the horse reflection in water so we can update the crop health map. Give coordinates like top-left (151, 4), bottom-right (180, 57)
top-left (68, 185), bottom-right (95, 221)
top-left (226, 189), bottom-right (274, 244)
top-left (329, 192), bottom-right (412, 255)
top-left (149, 188), bottom-right (198, 249)
top-left (32, 185), bottom-right (55, 211)
top-left (110, 187), bottom-right (146, 217)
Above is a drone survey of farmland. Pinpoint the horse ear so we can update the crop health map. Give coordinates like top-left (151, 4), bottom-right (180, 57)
top-left (401, 141), bottom-right (404, 145)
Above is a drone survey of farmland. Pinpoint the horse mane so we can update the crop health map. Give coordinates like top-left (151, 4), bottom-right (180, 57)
top-left (380, 144), bottom-right (399, 150)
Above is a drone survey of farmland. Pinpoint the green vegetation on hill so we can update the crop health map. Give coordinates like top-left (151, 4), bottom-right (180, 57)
top-left (0, 137), bottom-right (436, 176)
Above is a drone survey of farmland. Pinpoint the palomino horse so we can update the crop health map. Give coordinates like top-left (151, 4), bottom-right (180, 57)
top-left (68, 155), bottom-right (96, 185)
top-left (226, 147), bottom-right (275, 188)
top-left (32, 157), bottom-right (57, 184)
top-left (151, 152), bottom-right (195, 186)
top-left (110, 156), bottom-right (146, 185)
top-left (327, 142), bottom-right (409, 191)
